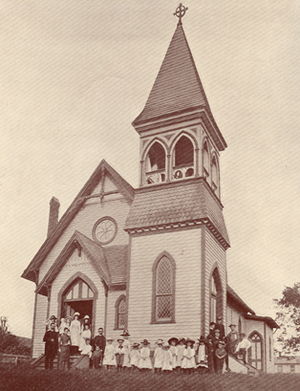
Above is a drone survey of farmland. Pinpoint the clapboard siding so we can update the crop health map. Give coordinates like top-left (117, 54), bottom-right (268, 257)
top-left (50, 250), bottom-right (106, 336)
top-left (32, 294), bottom-right (48, 358)
top-left (39, 194), bottom-right (130, 282)
top-left (204, 228), bottom-right (227, 335)
top-left (106, 290), bottom-right (126, 339)
top-left (227, 306), bottom-right (243, 332)
top-left (128, 228), bottom-right (201, 344)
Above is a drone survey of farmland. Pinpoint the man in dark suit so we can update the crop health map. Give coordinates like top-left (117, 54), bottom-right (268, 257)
top-left (215, 316), bottom-right (225, 340)
top-left (93, 327), bottom-right (106, 367)
top-left (43, 322), bottom-right (58, 369)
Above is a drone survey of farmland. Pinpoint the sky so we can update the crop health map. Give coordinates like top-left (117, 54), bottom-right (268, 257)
top-left (0, 0), bottom-right (300, 338)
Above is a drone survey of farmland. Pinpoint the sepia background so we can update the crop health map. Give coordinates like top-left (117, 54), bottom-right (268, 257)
top-left (1, 0), bottom-right (300, 337)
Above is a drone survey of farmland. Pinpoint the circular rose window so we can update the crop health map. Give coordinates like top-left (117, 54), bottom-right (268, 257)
top-left (92, 216), bottom-right (117, 245)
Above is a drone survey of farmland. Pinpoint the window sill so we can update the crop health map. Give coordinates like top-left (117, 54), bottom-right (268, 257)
top-left (150, 320), bottom-right (176, 325)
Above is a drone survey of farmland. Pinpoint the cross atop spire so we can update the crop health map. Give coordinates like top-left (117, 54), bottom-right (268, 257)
top-left (174, 3), bottom-right (188, 25)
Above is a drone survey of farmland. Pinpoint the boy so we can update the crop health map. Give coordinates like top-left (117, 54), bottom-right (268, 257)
top-left (92, 346), bottom-right (102, 369)
top-left (59, 327), bottom-right (71, 370)
top-left (115, 338), bottom-right (125, 371)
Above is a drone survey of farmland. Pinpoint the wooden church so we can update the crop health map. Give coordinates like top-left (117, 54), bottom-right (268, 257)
top-left (22, 6), bottom-right (278, 373)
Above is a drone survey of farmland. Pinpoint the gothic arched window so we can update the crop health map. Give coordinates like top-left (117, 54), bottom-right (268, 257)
top-left (203, 141), bottom-right (209, 178)
top-left (172, 136), bottom-right (195, 179)
top-left (145, 142), bottom-right (166, 184)
top-left (210, 268), bottom-right (222, 323)
top-left (115, 295), bottom-right (126, 330)
top-left (152, 253), bottom-right (176, 323)
top-left (212, 155), bottom-right (218, 193)
top-left (248, 331), bottom-right (263, 371)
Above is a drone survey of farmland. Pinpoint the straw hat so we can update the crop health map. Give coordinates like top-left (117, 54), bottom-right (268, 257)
top-left (107, 337), bottom-right (114, 342)
top-left (73, 312), bottom-right (80, 317)
top-left (141, 339), bottom-right (150, 345)
top-left (120, 329), bottom-right (130, 337)
top-left (185, 338), bottom-right (195, 345)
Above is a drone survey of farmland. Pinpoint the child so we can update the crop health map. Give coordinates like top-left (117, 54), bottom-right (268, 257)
top-left (130, 343), bottom-right (140, 371)
top-left (206, 335), bottom-right (214, 373)
top-left (80, 338), bottom-right (93, 369)
top-left (115, 338), bottom-right (125, 371)
top-left (120, 330), bottom-right (131, 370)
top-left (138, 339), bottom-right (152, 371)
top-left (58, 318), bottom-right (68, 335)
top-left (196, 336), bottom-right (208, 373)
top-left (181, 338), bottom-right (196, 374)
top-left (215, 341), bottom-right (226, 374)
top-left (176, 338), bottom-right (185, 370)
top-left (162, 343), bottom-right (173, 372)
top-left (168, 337), bottom-right (178, 370)
top-left (79, 324), bottom-right (91, 352)
top-left (59, 327), bottom-right (71, 370)
top-left (92, 345), bottom-right (102, 369)
top-left (103, 337), bottom-right (116, 370)
top-left (153, 339), bottom-right (164, 373)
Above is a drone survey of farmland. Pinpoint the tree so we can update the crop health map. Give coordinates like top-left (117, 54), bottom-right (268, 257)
top-left (274, 283), bottom-right (300, 356)
top-left (0, 316), bottom-right (8, 333)
top-left (0, 316), bottom-right (31, 356)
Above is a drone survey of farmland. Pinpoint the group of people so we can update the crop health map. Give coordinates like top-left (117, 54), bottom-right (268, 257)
top-left (43, 314), bottom-right (251, 374)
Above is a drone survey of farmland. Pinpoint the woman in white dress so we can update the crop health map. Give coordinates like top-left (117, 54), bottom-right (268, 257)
top-left (70, 312), bottom-right (81, 355)
top-left (79, 324), bottom-right (91, 352)
top-left (103, 337), bottom-right (116, 370)
top-left (181, 338), bottom-right (196, 374)
top-left (176, 338), bottom-right (185, 369)
top-left (138, 339), bottom-right (152, 371)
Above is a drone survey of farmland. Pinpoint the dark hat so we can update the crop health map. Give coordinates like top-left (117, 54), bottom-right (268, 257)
top-left (141, 339), bottom-right (150, 345)
top-left (132, 342), bottom-right (140, 348)
top-left (207, 335), bottom-right (213, 340)
top-left (178, 338), bottom-right (186, 344)
top-left (229, 324), bottom-right (236, 327)
top-left (217, 341), bottom-right (225, 346)
top-left (168, 337), bottom-right (179, 345)
top-left (198, 336), bottom-right (206, 343)
top-left (49, 315), bottom-right (57, 320)
top-left (117, 337), bottom-right (124, 343)
top-left (185, 338), bottom-right (195, 345)
top-left (209, 322), bottom-right (216, 326)
top-left (120, 329), bottom-right (130, 337)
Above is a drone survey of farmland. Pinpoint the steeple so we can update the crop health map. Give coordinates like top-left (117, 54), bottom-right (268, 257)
top-left (132, 10), bottom-right (226, 152)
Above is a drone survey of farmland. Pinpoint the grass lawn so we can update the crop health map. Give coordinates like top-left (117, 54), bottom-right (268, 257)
top-left (0, 365), bottom-right (299, 391)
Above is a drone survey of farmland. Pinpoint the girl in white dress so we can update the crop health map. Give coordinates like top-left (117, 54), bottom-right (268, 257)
top-left (130, 343), bottom-right (140, 370)
top-left (176, 338), bottom-right (185, 369)
top-left (120, 330), bottom-right (131, 370)
top-left (168, 337), bottom-right (178, 369)
top-left (70, 312), bottom-right (81, 355)
top-left (181, 338), bottom-right (196, 374)
top-left (138, 339), bottom-right (152, 371)
top-left (181, 338), bottom-right (196, 373)
top-left (153, 339), bottom-right (164, 373)
top-left (103, 337), bottom-right (116, 370)
top-left (162, 343), bottom-right (173, 372)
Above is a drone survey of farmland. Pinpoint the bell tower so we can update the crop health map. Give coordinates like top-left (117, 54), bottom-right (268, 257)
top-left (125, 4), bottom-right (230, 340)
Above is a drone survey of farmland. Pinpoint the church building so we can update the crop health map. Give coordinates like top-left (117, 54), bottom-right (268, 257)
top-left (22, 5), bottom-right (278, 373)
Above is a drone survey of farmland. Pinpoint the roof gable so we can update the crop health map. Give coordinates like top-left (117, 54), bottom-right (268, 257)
top-left (22, 160), bottom-right (134, 283)
top-left (36, 231), bottom-right (110, 295)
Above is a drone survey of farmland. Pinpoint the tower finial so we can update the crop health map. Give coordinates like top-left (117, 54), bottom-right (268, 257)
top-left (174, 3), bottom-right (188, 25)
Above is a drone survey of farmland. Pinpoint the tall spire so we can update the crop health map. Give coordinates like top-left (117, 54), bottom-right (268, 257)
top-left (132, 10), bottom-right (227, 151)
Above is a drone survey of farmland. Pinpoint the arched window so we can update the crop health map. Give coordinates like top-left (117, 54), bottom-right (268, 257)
top-left (210, 268), bottom-right (222, 323)
top-left (211, 277), bottom-right (217, 323)
top-left (248, 331), bottom-right (263, 371)
top-left (203, 141), bottom-right (209, 178)
top-left (115, 295), bottom-right (126, 330)
top-left (211, 155), bottom-right (218, 192)
top-left (145, 142), bottom-right (166, 184)
top-left (152, 253), bottom-right (176, 323)
top-left (172, 136), bottom-right (195, 179)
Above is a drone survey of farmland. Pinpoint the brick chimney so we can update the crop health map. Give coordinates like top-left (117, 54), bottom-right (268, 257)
top-left (47, 197), bottom-right (60, 238)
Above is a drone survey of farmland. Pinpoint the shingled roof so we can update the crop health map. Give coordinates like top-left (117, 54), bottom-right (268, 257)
top-left (124, 178), bottom-right (229, 247)
top-left (132, 23), bottom-right (226, 151)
